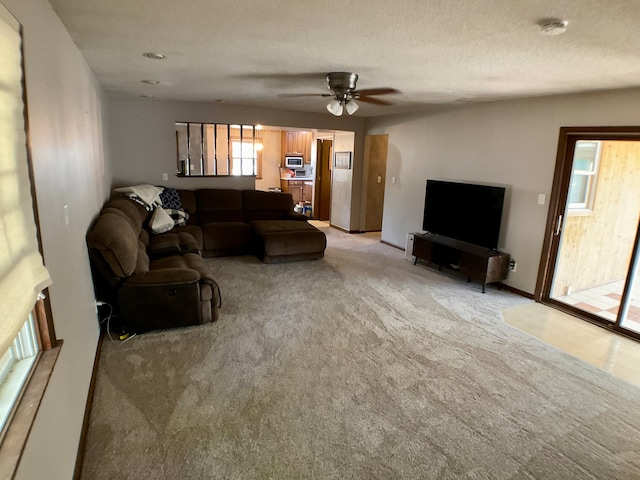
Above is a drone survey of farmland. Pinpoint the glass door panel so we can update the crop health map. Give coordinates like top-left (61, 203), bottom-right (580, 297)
top-left (550, 140), bottom-right (640, 326)
top-left (620, 237), bottom-right (640, 333)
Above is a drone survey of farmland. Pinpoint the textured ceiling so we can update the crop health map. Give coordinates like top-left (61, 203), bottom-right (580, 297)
top-left (48, 0), bottom-right (640, 117)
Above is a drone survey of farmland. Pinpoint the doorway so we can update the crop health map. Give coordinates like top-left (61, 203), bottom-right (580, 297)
top-left (314, 139), bottom-right (332, 221)
top-left (537, 127), bottom-right (640, 339)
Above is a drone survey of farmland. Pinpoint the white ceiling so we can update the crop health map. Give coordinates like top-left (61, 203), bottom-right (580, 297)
top-left (48, 0), bottom-right (640, 117)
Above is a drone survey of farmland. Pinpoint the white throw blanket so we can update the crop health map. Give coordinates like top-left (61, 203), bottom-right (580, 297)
top-left (113, 184), bottom-right (163, 210)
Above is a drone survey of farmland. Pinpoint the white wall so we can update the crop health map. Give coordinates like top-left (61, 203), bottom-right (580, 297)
top-left (1, 0), bottom-right (111, 478)
top-left (330, 132), bottom-right (356, 230)
top-left (366, 88), bottom-right (640, 294)
top-left (108, 97), bottom-right (365, 197)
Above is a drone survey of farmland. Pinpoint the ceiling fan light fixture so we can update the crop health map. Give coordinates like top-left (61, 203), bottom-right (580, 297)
top-left (345, 100), bottom-right (359, 115)
top-left (327, 99), bottom-right (344, 116)
top-left (326, 72), bottom-right (358, 93)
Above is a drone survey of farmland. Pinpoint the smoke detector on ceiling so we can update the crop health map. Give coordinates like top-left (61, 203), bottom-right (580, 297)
top-left (142, 52), bottom-right (166, 60)
top-left (539, 19), bottom-right (568, 35)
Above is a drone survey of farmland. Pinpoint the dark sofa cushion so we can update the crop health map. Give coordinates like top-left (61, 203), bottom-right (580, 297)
top-left (171, 225), bottom-right (204, 250)
top-left (242, 190), bottom-right (294, 222)
top-left (101, 196), bottom-right (148, 233)
top-left (195, 189), bottom-right (245, 223)
top-left (177, 189), bottom-right (198, 225)
top-left (251, 220), bottom-right (327, 259)
top-left (200, 222), bottom-right (252, 255)
top-left (149, 231), bottom-right (200, 259)
top-left (87, 212), bottom-right (140, 278)
top-left (149, 252), bottom-right (216, 283)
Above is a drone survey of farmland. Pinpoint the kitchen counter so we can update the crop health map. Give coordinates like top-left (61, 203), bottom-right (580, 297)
top-left (281, 177), bottom-right (314, 181)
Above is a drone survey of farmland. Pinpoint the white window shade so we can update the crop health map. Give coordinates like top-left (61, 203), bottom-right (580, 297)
top-left (0, 7), bottom-right (51, 354)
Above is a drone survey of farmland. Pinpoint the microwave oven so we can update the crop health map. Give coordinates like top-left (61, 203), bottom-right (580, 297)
top-left (285, 156), bottom-right (304, 168)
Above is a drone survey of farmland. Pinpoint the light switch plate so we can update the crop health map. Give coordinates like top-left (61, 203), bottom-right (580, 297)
top-left (538, 194), bottom-right (546, 205)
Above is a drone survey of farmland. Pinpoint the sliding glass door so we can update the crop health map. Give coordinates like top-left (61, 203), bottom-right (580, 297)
top-left (540, 129), bottom-right (640, 339)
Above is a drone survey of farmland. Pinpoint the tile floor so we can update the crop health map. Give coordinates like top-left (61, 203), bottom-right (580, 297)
top-left (503, 303), bottom-right (640, 388)
top-left (554, 279), bottom-right (640, 333)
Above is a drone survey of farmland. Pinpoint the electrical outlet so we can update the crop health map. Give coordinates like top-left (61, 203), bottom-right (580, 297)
top-left (509, 260), bottom-right (517, 272)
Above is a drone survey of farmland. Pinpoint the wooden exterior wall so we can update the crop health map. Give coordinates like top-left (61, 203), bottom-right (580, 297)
top-left (553, 141), bottom-right (640, 296)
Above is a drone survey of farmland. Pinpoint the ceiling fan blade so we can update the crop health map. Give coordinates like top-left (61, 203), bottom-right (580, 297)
top-left (353, 88), bottom-right (399, 96)
top-left (278, 93), bottom-right (332, 98)
top-left (357, 95), bottom-right (393, 106)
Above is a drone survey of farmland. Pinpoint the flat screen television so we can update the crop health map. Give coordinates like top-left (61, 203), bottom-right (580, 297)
top-left (422, 180), bottom-right (506, 250)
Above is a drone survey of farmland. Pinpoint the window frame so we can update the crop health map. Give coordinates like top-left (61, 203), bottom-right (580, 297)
top-left (0, 314), bottom-right (39, 433)
top-left (0, 297), bottom-right (60, 479)
top-left (230, 138), bottom-right (262, 177)
top-left (567, 140), bottom-right (601, 214)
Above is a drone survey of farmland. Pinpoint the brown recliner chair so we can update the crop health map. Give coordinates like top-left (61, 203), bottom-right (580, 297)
top-left (87, 198), bottom-right (219, 334)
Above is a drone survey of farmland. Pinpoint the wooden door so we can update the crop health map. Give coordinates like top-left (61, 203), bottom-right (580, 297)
top-left (315, 139), bottom-right (332, 221)
top-left (363, 134), bottom-right (389, 231)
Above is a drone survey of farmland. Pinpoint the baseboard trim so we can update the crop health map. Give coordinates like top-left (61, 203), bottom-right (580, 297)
top-left (329, 224), bottom-right (359, 234)
top-left (500, 284), bottom-right (535, 299)
top-left (380, 239), bottom-right (404, 251)
top-left (73, 332), bottom-right (104, 480)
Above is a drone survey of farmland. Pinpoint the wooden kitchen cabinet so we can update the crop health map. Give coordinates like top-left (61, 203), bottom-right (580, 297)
top-left (303, 182), bottom-right (313, 202)
top-left (282, 180), bottom-right (313, 205)
top-left (282, 131), bottom-right (312, 164)
top-left (288, 180), bottom-right (303, 204)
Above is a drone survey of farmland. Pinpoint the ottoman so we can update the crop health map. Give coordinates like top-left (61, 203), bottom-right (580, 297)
top-left (250, 220), bottom-right (327, 263)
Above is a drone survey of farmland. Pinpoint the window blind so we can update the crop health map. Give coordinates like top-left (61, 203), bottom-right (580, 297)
top-left (0, 5), bottom-right (52, 354)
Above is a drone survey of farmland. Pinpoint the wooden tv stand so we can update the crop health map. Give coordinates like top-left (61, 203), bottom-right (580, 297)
top-left (411, 233), bottom-right (510, 293)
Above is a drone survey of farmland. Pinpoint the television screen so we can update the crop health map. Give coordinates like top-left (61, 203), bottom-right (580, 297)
top-left (422, 180), bottom-right (506, 250)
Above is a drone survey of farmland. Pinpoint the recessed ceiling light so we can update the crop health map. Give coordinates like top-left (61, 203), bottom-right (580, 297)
top-left (141, 80), bottom-right (160, 85)
top-left (143, 52), bottom-right (166, 60)
top-left (539, 19), bottom-right (568, 35)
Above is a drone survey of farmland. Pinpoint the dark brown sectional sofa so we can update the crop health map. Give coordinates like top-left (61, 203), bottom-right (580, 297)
top-left (87, 188), bottom-right (326, 334)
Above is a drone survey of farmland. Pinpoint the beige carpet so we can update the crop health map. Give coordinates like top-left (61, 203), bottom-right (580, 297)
top-left (81, 224), bottom-right (640, 479)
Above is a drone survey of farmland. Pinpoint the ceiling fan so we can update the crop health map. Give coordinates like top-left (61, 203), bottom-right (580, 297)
top-left (283, 72), bottom-right (399, 116)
